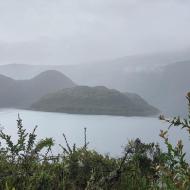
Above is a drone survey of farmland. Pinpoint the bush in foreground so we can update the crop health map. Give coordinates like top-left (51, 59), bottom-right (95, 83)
top-left (0, 93), bottom-right (190, 189)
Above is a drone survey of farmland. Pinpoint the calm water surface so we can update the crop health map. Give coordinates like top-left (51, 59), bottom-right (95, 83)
top-left (0, 109), bottom-right (189, 158)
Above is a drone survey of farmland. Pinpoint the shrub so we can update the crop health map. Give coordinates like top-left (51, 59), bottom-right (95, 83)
top-left (0, 93), bottom-right (190, 189)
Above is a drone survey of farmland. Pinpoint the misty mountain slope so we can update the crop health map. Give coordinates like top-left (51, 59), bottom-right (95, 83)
top-left (0, 51), bottom-right (189, 115)
top-left (0, 49), bottom-right (190, 79)
top-left (31, 86), bottom-right (159, 116)
top-left (26, 70), bottom-right (76, 95)
top-left (59, 60), bottom-right (190, 116)
top-left (124, 92), bottom-right (156, 110)
top-left (0, 74), bottom-right (15, 89)
top-left (0, 75), bottom-right (16, 107)
top-left (144, 61), bottom-right (190, 116)
top-left (116, 61), bottom-right (190, 116)
top-left (0, 70), bottom-right (76, 108)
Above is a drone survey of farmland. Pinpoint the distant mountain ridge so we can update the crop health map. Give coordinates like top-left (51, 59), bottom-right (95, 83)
top-left (31, 86), bottom-right (159, 116)
top-left (0, 70), bottom-right (76, 108)
top-left (1, 50), bottom-right (190, 80)
top-left (0, 50), bottom-right (189, 115)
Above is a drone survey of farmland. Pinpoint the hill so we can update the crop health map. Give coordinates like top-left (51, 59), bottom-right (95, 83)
top-left (31, 86), bottom-right (159, 116)
top-left (0, 70), bottom-right (76, 108)
top-left (0, 50), bottom-right (189, 115)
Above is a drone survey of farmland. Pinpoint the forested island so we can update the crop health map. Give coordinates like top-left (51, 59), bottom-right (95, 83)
top-left (0, 70), bottom-right (159, 117)
top-left (31, 85), bottom-right (159, 116)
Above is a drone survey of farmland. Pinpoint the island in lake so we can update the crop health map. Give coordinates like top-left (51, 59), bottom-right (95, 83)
top-left (0, 70), bottom-right (159, 116)
top-left (31, 85), bottom-right (159, 116)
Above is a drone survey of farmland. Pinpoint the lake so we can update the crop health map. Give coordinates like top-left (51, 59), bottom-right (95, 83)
top-left (0, 109), bottom-right (189, 159)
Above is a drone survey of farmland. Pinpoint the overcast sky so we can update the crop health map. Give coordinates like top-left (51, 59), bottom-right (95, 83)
top-left (0, 0), bottom-right (190, 65)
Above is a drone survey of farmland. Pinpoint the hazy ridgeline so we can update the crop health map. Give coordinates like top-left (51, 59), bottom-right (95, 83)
top-left (0, 65), bottom-right (160, 116)
top-left (0, 50), bottom-right (189, 116)
top-left (0, 70), bottom-right (75, 109)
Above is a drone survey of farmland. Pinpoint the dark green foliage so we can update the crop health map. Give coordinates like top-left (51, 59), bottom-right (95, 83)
top-left (31, 86), bottom-right (159, 116)
top-left (0, 115), bottom-right (55, 190)
top-left (157, 92), bottom-right (190, 189)
top-left (0, 93), bottom-right (190, 189)
top-left (0, 115), bottom-right (162, 190)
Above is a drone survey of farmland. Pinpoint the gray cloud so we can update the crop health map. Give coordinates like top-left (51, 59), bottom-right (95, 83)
top-left (0, 0), bottom-right (190, 64)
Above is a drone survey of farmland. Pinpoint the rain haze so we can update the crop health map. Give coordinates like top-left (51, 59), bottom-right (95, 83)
top-left (0, 0), bottom-right (190, 116)
top-left (0, 1), bottom-right (190, 187)
top-left (0, 0), bottom-right (190, 64)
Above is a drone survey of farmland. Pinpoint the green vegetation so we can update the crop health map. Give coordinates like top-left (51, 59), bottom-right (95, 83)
top-left (31, 86), bottom-right (159, 116)
top-left (0, 93), bottom-right (190, 189)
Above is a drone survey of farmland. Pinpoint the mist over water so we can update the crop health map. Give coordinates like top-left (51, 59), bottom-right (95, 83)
top-left (0, 0), bottom-right (189, 160)
top-left (0, 109), bottom-right (189, 160)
